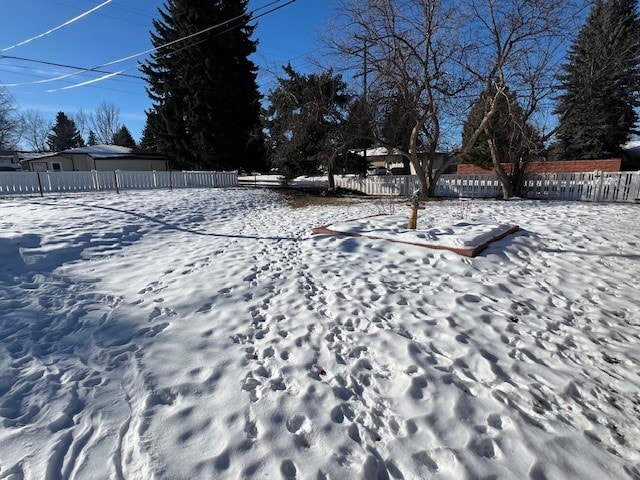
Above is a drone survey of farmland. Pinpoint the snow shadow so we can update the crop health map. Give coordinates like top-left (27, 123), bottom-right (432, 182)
top-left (0, 231), bottom-right (151, 447)
top-left (80, 203), bottom-right (298, 242)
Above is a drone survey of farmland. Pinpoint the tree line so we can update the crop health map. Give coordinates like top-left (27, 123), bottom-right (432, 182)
top-left (140, 0), bottom-right (638, 199)
top-left (0, 99), bottom-right (145, 152)
top-left (1, 0), bottom-right (638, 199)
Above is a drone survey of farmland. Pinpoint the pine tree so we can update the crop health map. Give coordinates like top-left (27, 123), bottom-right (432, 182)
top-left (265, 65), bottom-right (350, 184)
top-left (461, 86), bottom-right (544, 196)
top-left (47, 112), bottom-right (84, 152)
top-left (555, 0), bottom-right (640, 159)
top-left (139, 116), bottom-right (157, 150)
top-left (141, 0), bottom-right (264, 171)
top-left (462, 87), bottom-right (537, 167)
top-left (87, 130), bottom-right (98, 146)
top-left (112, 125), bottom-right (137, 148)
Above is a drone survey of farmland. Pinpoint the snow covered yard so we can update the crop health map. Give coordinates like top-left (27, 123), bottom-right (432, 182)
top-left (0, 189), bottom-right (639, 479)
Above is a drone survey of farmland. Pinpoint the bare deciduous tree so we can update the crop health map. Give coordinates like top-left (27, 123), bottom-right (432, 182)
top-left (73, 108), bottom-right (92, 144)
top-left (91, 101), bottom-right (121, 145)
top-left (0, 88), bottom-right (23, 150)
top-left (331, 0), bottom-right (466, 197)
top-left (21, 109), bottom-right (52, 152)
top-left (458, 0), bottom-right (584, 198)
top-left (330, 0), bottom-right (585, 199)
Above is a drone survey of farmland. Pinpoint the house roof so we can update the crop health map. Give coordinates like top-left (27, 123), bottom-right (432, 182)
top-left (22, 145), bottom-right (165, 162)
top-left (355, 147), bottom-right (402, 157)
top-left (353, 146), bottom-right (452, 157)
top-left (16, 152), bottom-right (45, 162)
top-left (65, 145), bottom-right (135, 158)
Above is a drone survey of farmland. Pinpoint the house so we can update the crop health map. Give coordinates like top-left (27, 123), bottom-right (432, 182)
top-left (21, 145), bottom-right (169, 172)
top-left (356, 147), bottom-right (455, 175)
top-left (0, 151), bottom-right (21, 171)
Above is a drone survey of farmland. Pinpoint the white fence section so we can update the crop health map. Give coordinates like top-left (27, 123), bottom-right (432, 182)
top-left (0, 170), bottom-right (238, 196)
top-left (524, 171), bottom-right (640, 203)
top-left (335, 175), bottom-right (420, 196)
top-left (334, 171), bottom-right (640, 203)
top-left (436, 175), bottom-right (504, 198)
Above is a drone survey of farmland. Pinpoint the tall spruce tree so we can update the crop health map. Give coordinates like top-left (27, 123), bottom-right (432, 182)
top-left (555, 0), bottom-right (640, 159)
top-left (112, 125), bottom-right (137, 148)
top-left (47, 112), bottom-right (84, 152)
top-left (141, 0), bottom-right (264, 170)
top-left (139, 116), bottom-right (158, 150)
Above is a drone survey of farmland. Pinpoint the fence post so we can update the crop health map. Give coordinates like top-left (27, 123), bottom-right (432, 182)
top-left (169, 170), bottom-right (173, 191)
top-left (594, 170), bottom-right (604, 202)
top-left (114, 170), bottom-right (120, 194)
top-left (36, 172), bottom-right (44, 197)
top-left (629, 170), bottom-right (640, 202)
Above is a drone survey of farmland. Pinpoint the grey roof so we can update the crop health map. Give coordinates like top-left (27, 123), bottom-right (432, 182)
top-left (22, 145), bottom-right (164, 162)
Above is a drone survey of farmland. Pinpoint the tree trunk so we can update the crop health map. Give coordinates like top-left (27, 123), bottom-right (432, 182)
top-left (485, 128), bottom-right (513, 200)
top-left (327, 162), bottom-right (335, 191)
top-left (410, 153), bottom-right (429, 197)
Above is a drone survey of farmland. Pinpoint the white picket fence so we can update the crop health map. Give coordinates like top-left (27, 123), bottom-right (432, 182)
top-left (335, 171), bottom-right (640, 203)
top-left (0, 170), bottom-right (238, 196)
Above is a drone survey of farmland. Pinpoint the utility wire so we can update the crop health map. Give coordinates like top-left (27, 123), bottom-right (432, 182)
top-left (56, 0), bottom-right (299, 92)
top-left (0, 55), bottom-right (143, 80)
top-left (1, 0), bottom-right (296, 89)
top-left (2, 0), bottom-right (113, 52)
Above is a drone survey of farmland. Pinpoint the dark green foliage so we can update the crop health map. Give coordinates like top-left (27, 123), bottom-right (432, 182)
top-left (462, 87), bottom-right (543, 167)
top-left (265, 65), bottom-right (351, 183)
top-left (87, 130), bottom-right (98, 146)
top-left (380, 92), bottom-right (418, 152)
top-left (142, 0), bottom-right (264, 171)
top-left (139, 117), bottom-right (157, 150)
top-left (333, 151), bottom-right (368, 176)
top-left (555, 0), bottom-right (640, 159)
top-left (462, 87), bottom-right (544, 196)
top-left (112, 125), bottom-right (137, 148)
top-left (344, 95), bottom-right (375, 152)
top-left (47, 112), bottom-right (84, 152)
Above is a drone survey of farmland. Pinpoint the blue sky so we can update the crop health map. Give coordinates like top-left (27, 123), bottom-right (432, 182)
top-left (1, 0), bottom-right (333, 145)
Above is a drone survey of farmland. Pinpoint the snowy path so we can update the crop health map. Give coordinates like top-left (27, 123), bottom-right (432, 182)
top-left (1, 190), bottom-right (639, 479)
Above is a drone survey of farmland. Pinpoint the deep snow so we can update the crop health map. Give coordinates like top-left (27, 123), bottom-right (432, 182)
top-left (0, 189), bottom-right (639, 479)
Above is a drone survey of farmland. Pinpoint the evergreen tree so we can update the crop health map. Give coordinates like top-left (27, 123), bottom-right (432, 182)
top-left (87, 130), bottom-right (98, 146)
top-left (462, 86), bottom-right (544, 196)
top-left (555, 0), bottom-right (640, 159)
top-left (380, 92), bottom-right (418, 153)
top-left (112, 125), bottom-right (137, 148)
top-left (47, 112), bottom-right (84, 152)
top-left (462, 87), bottom-right (544, 164)
top-left (141, 0), bottom-right (264, 171)
top-left (139, 116), bottom-right (157, 150)
top-left (265, 65), bottom-right (350, 184)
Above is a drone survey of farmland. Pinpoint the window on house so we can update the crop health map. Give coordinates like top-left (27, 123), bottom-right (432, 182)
top-left (51, 162), bottom-right (62, 172)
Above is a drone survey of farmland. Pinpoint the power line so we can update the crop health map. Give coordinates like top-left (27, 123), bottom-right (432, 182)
top-left (2, 0), bottom-right (113, 52)
top-left (53, 0), bottom-right (299, 93)
top-left (1, 0), bottom-right (297, 89)
top-left (0, 55), bottom-right (143, 81)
